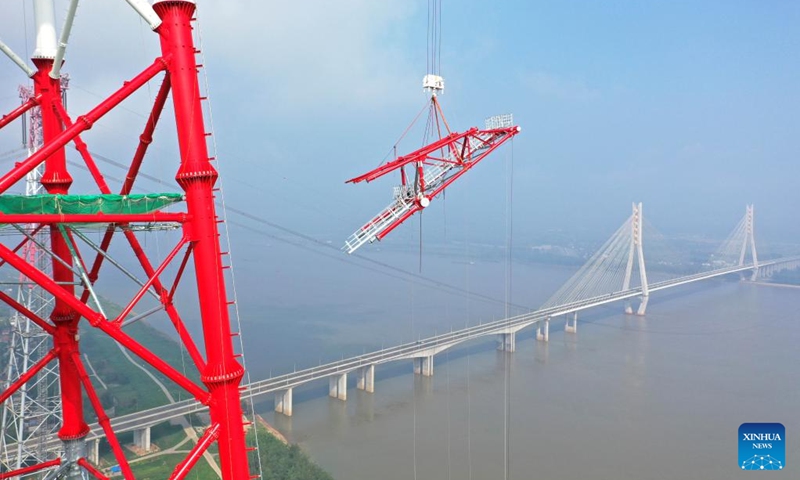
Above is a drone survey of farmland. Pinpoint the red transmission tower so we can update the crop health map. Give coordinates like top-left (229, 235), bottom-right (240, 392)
top-left (343, 93), bottom-right (520, 254)
top-left (0, 0), bottom-right (251, 478)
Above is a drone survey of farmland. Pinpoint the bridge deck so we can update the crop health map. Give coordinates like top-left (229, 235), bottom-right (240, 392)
top-left (5, 257), bottom-right (797, 456)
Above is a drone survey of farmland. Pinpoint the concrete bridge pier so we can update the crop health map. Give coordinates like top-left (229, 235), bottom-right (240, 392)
top-left (750, 270), bottom-right (759, 281)
top-left (565, 312), bottom-right (578, 333)
top-left (413, 355), bottom-right (434, 377)
top-left (637, 296), bottom-right (649, 316)
top-left (761, 264), bottom-right (774, 278)
top-left (536, 318), bottom-right (550, 342)
top-left (329, 373), bottom-right (347, 401)
top-left (274, 387), bottom-right (293, 416)
top-left (497, 332), bottom-right (516, 352)
top-left (133, 426), bottom-right (151, 452)
top-left (88, 438), bottom-right (100, 465)
top-left (357, 365), bottom-right (375, 393)
top-left (624, 301), bottom-right (633, 315)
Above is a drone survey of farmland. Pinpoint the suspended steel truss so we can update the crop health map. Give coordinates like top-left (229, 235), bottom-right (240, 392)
top-left (344, 96), bottom-right (520, 254)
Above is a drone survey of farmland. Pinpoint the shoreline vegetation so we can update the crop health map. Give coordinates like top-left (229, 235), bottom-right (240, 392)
top-left (257, 415), bottom-right (289, 445)
top-left (59, 297), bottom-right (332, 479)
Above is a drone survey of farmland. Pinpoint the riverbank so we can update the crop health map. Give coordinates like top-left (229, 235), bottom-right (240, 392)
top-left (256, 414), bottom-right (289, 444)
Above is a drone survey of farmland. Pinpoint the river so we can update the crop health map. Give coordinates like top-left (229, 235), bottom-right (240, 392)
top-left (222, 245), bottom-right (800, 480)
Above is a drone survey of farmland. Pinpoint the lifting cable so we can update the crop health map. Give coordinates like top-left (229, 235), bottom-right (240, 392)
top-left (418, 0), bottom-right (444, 273)
top-left (411, 279), bottom-right (418, 480)
top-left (194, 14), bottom-right (265, 479)
top-left (82, 147), bottom-right (538, 311)
top-left (503, 138), bottom-right (515, 480)
top-left (464, 157), bottom-right (474, 480)
top-left (427, 0), bottom-right (442, 77)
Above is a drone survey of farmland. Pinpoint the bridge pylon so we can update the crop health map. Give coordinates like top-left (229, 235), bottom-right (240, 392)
top-left (715, 205), bottom-right (760, 281)
top-left (541, 202), bottom-right (652, 316)
top-left (739, 205), bottom-right (759, 280)
top-left (623, 202), bottom-right (649, 315)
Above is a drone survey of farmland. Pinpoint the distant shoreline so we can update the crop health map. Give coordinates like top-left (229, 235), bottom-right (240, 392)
top-left (752, 281), bottom-right (800, 290)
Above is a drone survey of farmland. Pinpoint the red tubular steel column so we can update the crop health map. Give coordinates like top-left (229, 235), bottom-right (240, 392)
top-left (153, 2), bottom-right (250, 478)
top-left (32, 57), bottom-right (90, 457)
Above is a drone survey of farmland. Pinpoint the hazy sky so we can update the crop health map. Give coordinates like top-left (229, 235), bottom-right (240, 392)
top-left (1, 0), bottom-right (798, 250)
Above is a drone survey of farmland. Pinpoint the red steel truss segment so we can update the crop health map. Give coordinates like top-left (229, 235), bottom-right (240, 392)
top-left (124, 74), bottom-right (172, 195)
top-left (71, 352), bottom-right (133, 478)
top-left (0, 213), bottom-right (186, 223)
top-left (0, 57), bottom-right (168, 195)
top-left (346, 129), bottom-right (478, 184)
top-left (0, 223), bottom-right (45, 268)
top-left (77, 459), bottom-right (110, 480)
top-left (0, 349), bottom-right (57, 405)
top-left (0, 239), bottom-right (211, 401)
top-left (51, 100), bottom-right (111, 193)
top-left (344, 97), bottom-right (520, 253)
top-left (0, 96), bottom-right (39, 130)
top-left (75, 74), bottom-right (208, 372)
top-left (153, 2), bottom-right (250, 477)
top-left (0, 289), bottom-right (55, 334)
top-left (110, 236), bottom-right (188, 325)
top-left (0, 458), bottom-right (61, 480)
top-left (32, 54), bottom-right (90, 447)
top-left (169, 423), bottom-right (221, 480)
top-left (0, 1), bottom-right (251, 476)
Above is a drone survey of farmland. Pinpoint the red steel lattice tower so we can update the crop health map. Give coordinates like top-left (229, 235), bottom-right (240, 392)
top-left (0, 0), bottom-right (251, 478)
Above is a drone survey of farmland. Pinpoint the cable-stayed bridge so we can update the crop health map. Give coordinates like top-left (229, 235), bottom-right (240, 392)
top-left (4, 204), bottom-right (800, 462)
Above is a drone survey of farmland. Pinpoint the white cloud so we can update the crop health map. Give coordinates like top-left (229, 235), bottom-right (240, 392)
top-left (1, 1), bottom-right (424, 117)
top-left (189, 0), bottom-right (422, 113)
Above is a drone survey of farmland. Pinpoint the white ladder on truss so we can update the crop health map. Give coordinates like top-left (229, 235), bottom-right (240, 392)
top-left (343, 135), bottom-right (491, 254)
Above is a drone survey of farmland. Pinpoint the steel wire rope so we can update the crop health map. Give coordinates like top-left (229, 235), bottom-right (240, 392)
top-left (195, 15), bottom-right (264, 478)
top-left (426, 0), bottom-right (431, 75)
top-left (375, 100), bottom-right (430, 169)
top-left (466, 332), bottom-right (473, 480)
top-left (585, 223), bottom-right (631, 297)
top-left (75, 91), bottom-right (419, 218)
top-left (411, 279), bottom-right (418, 480)
top-left (69, 83), bottom-right (173, 125)
top-left (462, 142), bottom-right (474, 480)
top-left (714, 214), bottom-right (748, 266)
top-left (502, 138), bottom-right (514, 480)
top-left (85, 150), bottom-right (536, 311)
top-left (76, 71), bottom-right (532, 311)
top-left (443, 185), bottom-right (452, 480)
top-left (0, 147), bottom-right (27, 162)
top-left (437, 0), bottom-right (443, 77)
top-left (542, 218), bottom-right (631, 308)
top-left (225, 205), bottom-right (535, 310)
top-left (445, 325), bottom-right (452, 480)
top-left (410, 5), bottom-right (450, 470)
